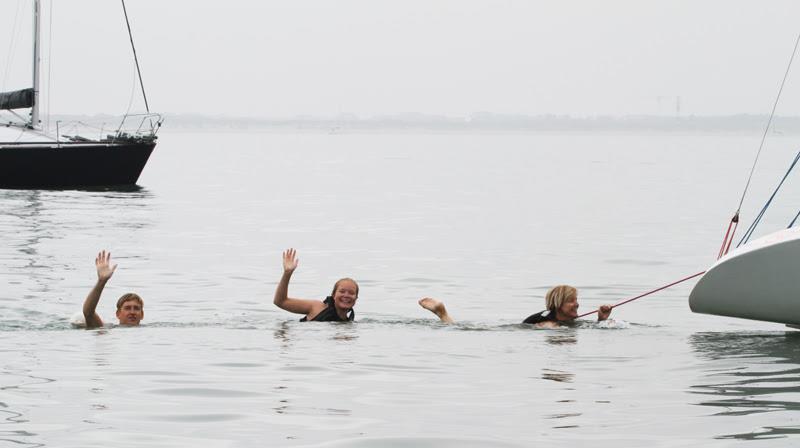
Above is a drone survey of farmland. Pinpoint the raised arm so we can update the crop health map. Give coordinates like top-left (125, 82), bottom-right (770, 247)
top-left (82, 250), bottom-right (117, 329)
top-left (273, 248), bottom-right (325, 317)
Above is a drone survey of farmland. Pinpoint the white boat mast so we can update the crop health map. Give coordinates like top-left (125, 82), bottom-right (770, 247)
top-left (31, 0), bottom-right (41, 129)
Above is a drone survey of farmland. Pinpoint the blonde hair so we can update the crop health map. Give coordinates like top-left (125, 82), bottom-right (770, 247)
top-left (331, 278), bottom-right (359, 297)
top-left (545, 285), bottom-right (577, 311)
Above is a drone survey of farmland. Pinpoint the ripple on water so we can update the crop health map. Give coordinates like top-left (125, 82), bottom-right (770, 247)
top-left (110, 370), bottom-right (191, 377)
top-left (279, 365), bottom-right (330, 373)
top-left (306, 437), bottom-right (526, 448)
top-left (207, 362), bottom-right (265, 368)
top-left (140, 413), bottom-right (244, 423)
top-left (145, 388), bottom-right (258, 398)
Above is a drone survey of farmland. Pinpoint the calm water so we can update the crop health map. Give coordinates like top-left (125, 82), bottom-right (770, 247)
top-left (2, 130), bottom-right (800, 447)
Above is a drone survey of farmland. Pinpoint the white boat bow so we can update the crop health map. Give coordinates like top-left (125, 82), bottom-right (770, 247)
top-left (689, 226), bottom-right (800, 325)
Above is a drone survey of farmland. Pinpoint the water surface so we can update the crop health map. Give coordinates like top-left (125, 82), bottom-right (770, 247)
top-left (2, 130), bottom-right (800, 446)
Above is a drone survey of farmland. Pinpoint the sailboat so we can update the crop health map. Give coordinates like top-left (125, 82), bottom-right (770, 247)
top-left (0, 0), bottom-right (162, 189)
top-left (689, 226), bottom-right (800, 326)
top-left (688, 36), bottom-right (800, 327)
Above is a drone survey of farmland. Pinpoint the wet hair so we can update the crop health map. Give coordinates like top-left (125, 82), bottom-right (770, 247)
top-left (331, 278), bottom-right (359, 298)
top-left (545, 285), bottom-right (577, 311)
top-left (116, 293), bottom-right (144, 311)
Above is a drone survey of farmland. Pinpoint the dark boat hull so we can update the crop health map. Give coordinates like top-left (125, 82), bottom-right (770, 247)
top-left (0, 141), bottom-right (155, 189)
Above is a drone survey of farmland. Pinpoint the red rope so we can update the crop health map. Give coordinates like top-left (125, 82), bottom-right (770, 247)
top-left (576, 270), bottom-right (706, 318)
top-left (717, 212), bottom-right (739, 259)
top-left (572, 207), bottom-right (743, 319)
top-left (722, 220), bottom-right (738, 257)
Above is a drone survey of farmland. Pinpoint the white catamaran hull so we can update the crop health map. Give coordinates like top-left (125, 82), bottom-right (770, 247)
top-left (689, 226), bottom-right (800, 325)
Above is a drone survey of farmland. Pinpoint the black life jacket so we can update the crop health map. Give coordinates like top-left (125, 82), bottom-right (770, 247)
top-left (522, 309), bottom-right (558, 325)
top-left (300, 296), bottom-right (355, 322)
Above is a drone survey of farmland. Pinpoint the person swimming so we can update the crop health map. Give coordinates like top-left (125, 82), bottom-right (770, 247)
top-left (273, 248), bottom-right (357, 322)
top-left (419, 284), bottom-right (612, 328)
top-left (80, 250), bottom-right (144, 329)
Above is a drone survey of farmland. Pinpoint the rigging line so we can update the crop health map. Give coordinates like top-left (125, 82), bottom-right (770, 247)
top-left (2, 0), bottom-right (24, 92)
top-left (735, 32), bottom-right (800, 213)
top-left (788, 208), bottom-right (800, 228)
top-left (722, 218), bottom-right (738, 257)
top-left (12, 123), bottom-right (26, 143)
top-left (576, 270), bottom-right (706, 319)
top-left (737, 149), bottom-right (800, 246)
top-left (117, 63), bottom-right (138, 136)
top-left (46, 0), bottom-right (53, 135)
top-left (717, 215), bottom-right (738, 259)
top-left (120, 0), bottom-right (149, 113)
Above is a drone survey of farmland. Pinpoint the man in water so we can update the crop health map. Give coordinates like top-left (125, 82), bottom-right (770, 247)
top-left (81, 250), bottom-right (144, 329)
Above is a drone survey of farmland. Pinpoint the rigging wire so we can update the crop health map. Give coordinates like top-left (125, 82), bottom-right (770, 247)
top-left (2, 0), bottom-right (24, 92)
top-left (737, 150), bottom-right (800, 246)
top-left (788, 206), bottom-right (800, 228)
top-left (120, 0), bottom-right (149, 113)
top-left (46, 0), bottom-right (53, 135)
top-left (715, 33), bottom-right (800, 258)
top-left (735, 33), bottom-right (800, 214)
top-left (122, 63), bottom-right (138, 126)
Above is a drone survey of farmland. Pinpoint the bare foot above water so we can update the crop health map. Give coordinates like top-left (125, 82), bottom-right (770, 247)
top-left (419, 297), bottom-right (454, 324)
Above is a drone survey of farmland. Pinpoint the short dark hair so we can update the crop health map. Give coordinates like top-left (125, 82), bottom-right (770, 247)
top-left (116, 293), bottom-right (144, 311)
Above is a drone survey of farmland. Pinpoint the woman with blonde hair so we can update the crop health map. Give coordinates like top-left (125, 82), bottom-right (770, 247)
top-left (419, 284), bottom-right (612, 328)
top-left (273, 248), bottom-right (358, 322)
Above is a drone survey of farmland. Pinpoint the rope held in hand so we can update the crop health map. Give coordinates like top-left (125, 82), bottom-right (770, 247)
top-left (577, 270), bottom-right (706, 318)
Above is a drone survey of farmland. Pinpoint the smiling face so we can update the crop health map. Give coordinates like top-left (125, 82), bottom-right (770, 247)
top-left (557, 294), bottom-right (579, 320)
top-left (331, 278), bottom-right (358, 311)
top-left (115, 295), bottom-right (144, 326)
top-left (545, 285), bottom-right (579, 322)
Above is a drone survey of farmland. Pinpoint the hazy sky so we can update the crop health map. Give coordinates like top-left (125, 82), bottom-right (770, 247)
top-left (2, 0), bottom-right (800, 118)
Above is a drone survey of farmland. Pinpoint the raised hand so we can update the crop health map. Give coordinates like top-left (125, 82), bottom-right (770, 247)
top-left (83, 250), bottom-right (117, 329)
top-left (598, 304), bottom-right (613, 321)
top-left (95, 250), bottom-right (118, 282)
top-left (282, 248), bottom-right (299, 274)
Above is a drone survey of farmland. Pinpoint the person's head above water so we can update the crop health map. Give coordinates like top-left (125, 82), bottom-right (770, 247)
top-left (420, 283), bottom-right (612, 327)
top-left (545, 285), bottom-right (579, 321)
top-left (273, 248), bottom-right (358, 322)
top-left (115, 293), bottom-right (144, 326)
top-left (330, 277), bottom-right (358, 312)
top-left (81, 250), bottom-right (146, 329)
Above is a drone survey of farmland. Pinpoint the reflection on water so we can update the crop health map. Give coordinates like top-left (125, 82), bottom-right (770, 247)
top-left (312, 437), bottom-right (525, 448)
top-left (75, 185), bottom-right (147, 193)
top-left (0, 431), bottom-right (43, 448)
top-left (0, 361), bottom-right (54, 448)
top-left (541, 368), bottom-right (574, 383)
top-left (689, 331), bottom-right (800, 440)
top-left (273, 321), bottom-right (359, 345)
top-left (545, 330), bottom-right (577, 346)
top-left (2, 191), bottom-right (56, 302)
top-left (332, 326), bottom-right (359, 342)
top-left (273, 321), bottom-right (293, 348)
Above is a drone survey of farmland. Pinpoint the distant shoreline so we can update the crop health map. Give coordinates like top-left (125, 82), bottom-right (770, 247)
top-left (37, 113), bottom-right (800, 134)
